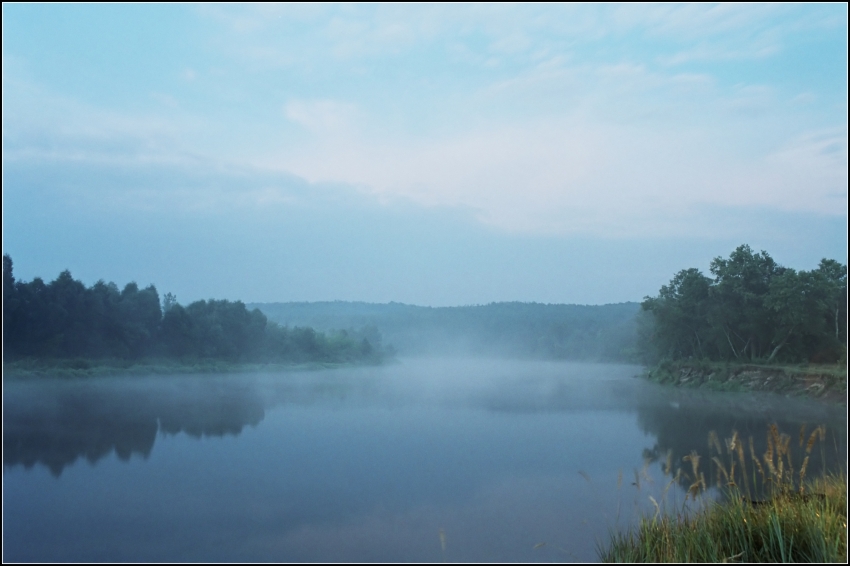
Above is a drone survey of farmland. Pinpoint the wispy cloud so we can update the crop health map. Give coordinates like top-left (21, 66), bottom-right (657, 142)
top-left (4, 4), bottom-right (846, 240)
top-left (284, 99), bottom-right (359, 136)
top-left (2, 71), bottom-right (198, 166)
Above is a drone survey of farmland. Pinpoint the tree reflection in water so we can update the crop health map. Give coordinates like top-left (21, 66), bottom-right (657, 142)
top-left (3, 376), bottom-right (266, 476)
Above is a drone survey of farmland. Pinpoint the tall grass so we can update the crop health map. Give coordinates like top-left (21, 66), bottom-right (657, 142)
top-left (599, 425), bottom-right (847, 562)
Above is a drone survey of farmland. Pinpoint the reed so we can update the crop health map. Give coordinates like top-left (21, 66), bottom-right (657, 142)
top-left (598, 424), bottom-right (847, 563)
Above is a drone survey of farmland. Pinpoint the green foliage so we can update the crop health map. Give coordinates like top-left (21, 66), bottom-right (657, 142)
top-left (2, 255), bottom-right (384, 366)
top-left (642, 245), bottom-right (847, 365)
top-left (600, 477), bottom-right (847, 563)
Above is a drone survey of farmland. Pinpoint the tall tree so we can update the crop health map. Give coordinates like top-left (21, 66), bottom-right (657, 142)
top-left (708, 245), bottom-right (781, 360)
top-left (642, 268), bottom-right (712, 359)
top-left (642, 245), bottom-right (846, 364)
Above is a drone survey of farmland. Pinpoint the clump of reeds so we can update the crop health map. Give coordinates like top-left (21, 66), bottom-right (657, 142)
top-left (598, 424), bottom-right (847, 563)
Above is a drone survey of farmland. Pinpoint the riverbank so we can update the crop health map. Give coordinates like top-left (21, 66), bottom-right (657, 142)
top-left (2, 356), bottom-right (389, 379)
top-left (599, 472), bottom-right (847, 562)
top-left (599, 422), bottom-right (847, 562)
top-left (644, 360), bottom-right (847, 403)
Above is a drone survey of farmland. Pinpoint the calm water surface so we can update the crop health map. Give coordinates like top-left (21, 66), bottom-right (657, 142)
top-left (3, 359), bottom-right (846, 562)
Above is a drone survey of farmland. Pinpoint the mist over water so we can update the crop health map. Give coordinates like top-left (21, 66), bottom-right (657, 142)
top-left (4, 6), bottom-right (846, 563)
top-left (3, 358), bottom-right (845, 562)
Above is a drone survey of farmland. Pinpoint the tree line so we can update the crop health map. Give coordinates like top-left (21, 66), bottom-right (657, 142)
top-left (640, 245), bottom-right (847, 364)
top-left (252, 300), bottom-right (641, 361)
top-left (2, 255), bottom-right (382, 364)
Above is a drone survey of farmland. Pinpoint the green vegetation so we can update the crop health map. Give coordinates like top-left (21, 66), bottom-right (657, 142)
top-left (645, 359), bottom-right (847, 401)
top-left (2, 255), bottom-right (386, 372)
top-left (640, 245), bottom-right (847, 365)
top-left (2, 357), bottom-right (360, 379)
top-left (601, 474), bottom-right (846, 562)
top-left (599, 425), bottom-right (847, 563)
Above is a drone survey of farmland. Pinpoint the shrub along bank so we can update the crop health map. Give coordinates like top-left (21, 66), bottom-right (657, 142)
top-left (645, 359), bottom-right (847, 402)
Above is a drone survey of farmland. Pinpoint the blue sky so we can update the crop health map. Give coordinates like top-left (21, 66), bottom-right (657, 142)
top-left (2, 4), bottom-right (847, 306)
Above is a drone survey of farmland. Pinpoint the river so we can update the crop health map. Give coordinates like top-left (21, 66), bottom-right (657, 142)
top-left (3, 358), bottom-right (846, 562)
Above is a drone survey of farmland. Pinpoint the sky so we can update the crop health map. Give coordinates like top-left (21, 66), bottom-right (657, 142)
top-left (2, 4), bottom-right (847, 306)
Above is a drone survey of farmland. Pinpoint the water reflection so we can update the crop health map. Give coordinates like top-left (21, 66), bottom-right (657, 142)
top-left (2, 360), bottom-right (845, 562)
top-left (4, 362), bottom-right (845, 486)
top-left (634, 386), bottom-right (846, 497)
top-left (4, 376), bottom-right (265, 475)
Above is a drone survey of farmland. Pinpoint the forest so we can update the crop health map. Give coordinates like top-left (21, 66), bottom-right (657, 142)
top-left (639, 245), bottom-right (847, 365)
top-left (2, 255), bottom-right (382, 365)
top-left (5, 244), bottom-right (845, 368)
top-left (250, 300), bottom-right (641, 361)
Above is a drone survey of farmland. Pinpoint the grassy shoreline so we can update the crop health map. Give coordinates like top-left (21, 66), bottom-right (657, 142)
top-left (600, 474), bottom-right (847, 562)
top-left (644, 359), bottom-right (847, 403)
top-left (599, 424), bottom-right (847, 562)
top-left (2, 356), bottom-right (389, 379)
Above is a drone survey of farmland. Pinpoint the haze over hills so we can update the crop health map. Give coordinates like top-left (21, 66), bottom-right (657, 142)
top-left (249, 301), bottom-right (641, 361)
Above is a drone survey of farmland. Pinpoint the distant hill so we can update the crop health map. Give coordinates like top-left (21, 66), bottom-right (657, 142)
top-left (247, 301), bottom-right (641, 361)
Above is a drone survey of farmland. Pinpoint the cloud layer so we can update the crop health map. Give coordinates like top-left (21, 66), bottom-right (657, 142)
top-left (2, 4), bottom-right (846, 304)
